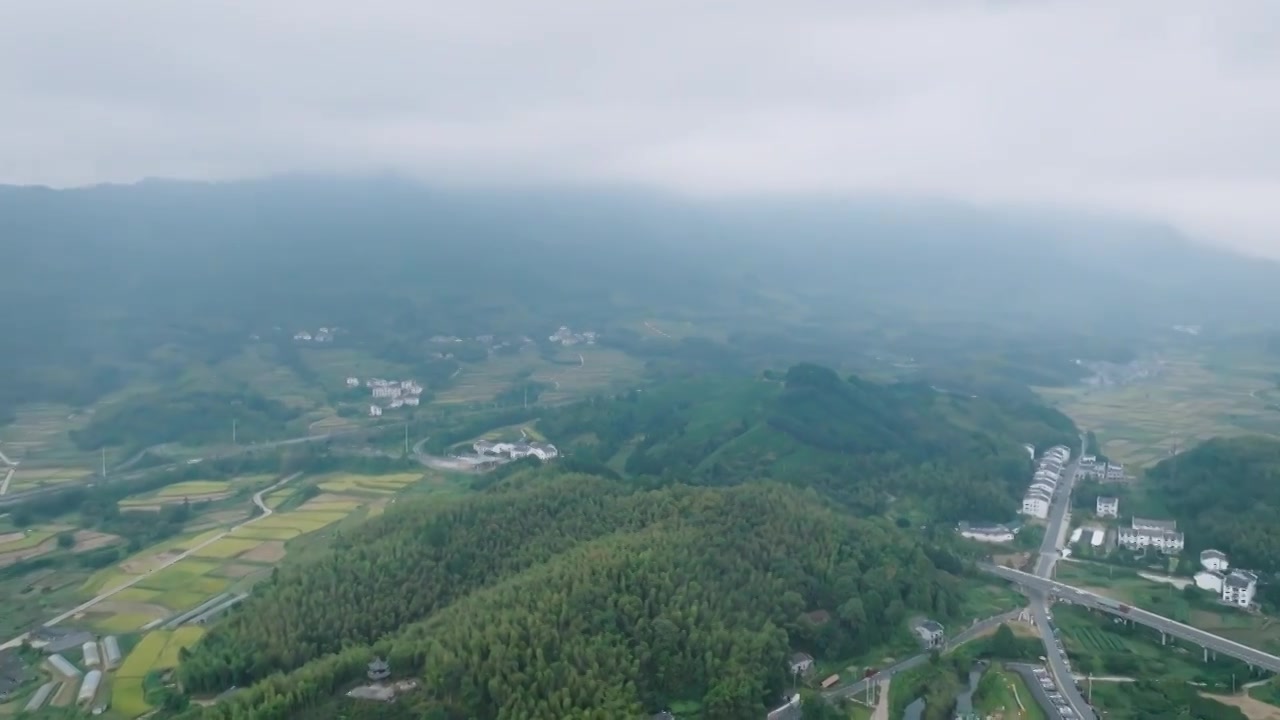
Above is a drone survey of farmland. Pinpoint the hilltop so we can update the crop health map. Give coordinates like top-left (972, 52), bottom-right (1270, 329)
top-left (537, 363), bottom-right (1078, 521)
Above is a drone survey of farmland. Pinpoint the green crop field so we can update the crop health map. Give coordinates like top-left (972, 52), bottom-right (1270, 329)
top-left (231, 526), bottom-right (302, 541)
top-left (191, 537), bottom-right (263, 559)
top-left (89, 612), bottom-right (155, 634)
top-left (1070, 627), bottom-right (1129, 652)
top-left (0, 530), bottom-right (53, 551)
top-left (118, 631), bottom-right (168, 677)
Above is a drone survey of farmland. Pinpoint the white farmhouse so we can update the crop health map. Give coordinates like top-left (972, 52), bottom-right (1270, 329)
top-left (474, 441), bottom-right (559, 462)
top-left (346, 377), bottom-right (360, 387)
top-left (1222, 570), bottom-right (1258, 608)
top-left (1105, 463), bottom-right (1126, 481)
top-left (1200, 549), bottom-right (1229, 572)
top-left (1096, 496), bottom-right (1119, 518)
top-left (369, 405), bottom-right (383, 417)
top-left (1021, 490), bottom-right (1051, 520)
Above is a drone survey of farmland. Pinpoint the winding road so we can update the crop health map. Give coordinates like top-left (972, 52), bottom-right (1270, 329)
top-left (0, 472), bottom-right (301, 650)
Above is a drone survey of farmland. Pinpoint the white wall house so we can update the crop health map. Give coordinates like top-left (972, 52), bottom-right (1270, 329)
top-left (1096, 496), bottom-right (1119, 518)
top-left (346, 377), bottom-right (359, 387)
top-left (1070, 527), bottom-right (1084, 544)
top-left (1223, 570), bottom-right (1258, 608)
top-left (1091, 529), bottom-right (1105, 547)
top-left (1105, 463), bottom-right (1126, 480)
top-left (1195, 570), bottom-right (1224, 593)
top-left (1021, 493), bottom-right (1050, 520)
top-left (369, 405), bottom-right (382, 417)
top-left (1118, 518), bottom-right (1184, 553)
top-left (1201, 549), bottom-right (1229, 572)
top-left (474, 441), bottom-right (560, 462)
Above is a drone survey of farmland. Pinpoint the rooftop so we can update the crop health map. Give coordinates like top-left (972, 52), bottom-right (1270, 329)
top-left (1131, 517), bottom-right (1177, 531)
top-left (919, 620), bottom-right (944, 633)
top-left (1227, 570), bottom-right (1259, 587)
top-left (1201, 549), bottom-right (1227, 560)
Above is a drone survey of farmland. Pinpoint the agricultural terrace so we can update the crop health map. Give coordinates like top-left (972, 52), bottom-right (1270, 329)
top-left (75, 473), bottom-right (413, 639)
top-left (117, 474), bottom-right (275, 508)
top-left (316, 472), bottom-right (423, 495)
top-left (114, 627), bottom-right (206, 717)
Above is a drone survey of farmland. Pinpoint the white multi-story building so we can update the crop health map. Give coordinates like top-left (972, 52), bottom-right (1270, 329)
top-left (1105, 463), bottom-right (1126, 481)
top-left (1222, 570), bottom-right (1258, 608)
top-left (1117, 517), bottom-right (1184, 553)
top-left (1201, 549), bottom-right (1229, 572)
top-left (474, 441), bottom-right (559, 462)
top-left (369, 405), bottom-right (383, 417)
top-left (346, 377), bottom-right (359, 387)
top-left (1021, 490), bottom-right (1051, 520)
top-left (372, 386), bottom-right (401, 399)
top-left (1096, 496), bottom-right (1119, 518)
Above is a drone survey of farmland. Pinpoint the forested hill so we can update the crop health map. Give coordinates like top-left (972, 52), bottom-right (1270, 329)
top-left (1144, 436), bottom-right (1280, 572)
top-left (538, 363), bottom-right (1078, 521)
top-left (172, 476), bottom-right (968, 720)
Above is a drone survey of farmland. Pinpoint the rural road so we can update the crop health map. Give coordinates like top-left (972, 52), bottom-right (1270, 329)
top-left (0, 446), bottom-right (17, 466)
top-left (0, 468), bottom-right (13, 496)
top-left (823, 609), bottom-right (1024, 702)
top-left (0, 472), bottom-right (301, 651)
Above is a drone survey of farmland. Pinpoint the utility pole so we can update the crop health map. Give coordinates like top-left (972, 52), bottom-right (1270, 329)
top-left (232, 418), bottom-right (238, 446)
top-left (404, 423), bottom-right (409, 456)
top-left (101, 447), bottom-right (106, 478)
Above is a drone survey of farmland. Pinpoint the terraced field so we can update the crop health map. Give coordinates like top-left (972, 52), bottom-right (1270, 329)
top-left (114, 628), bottom-right (207, 717)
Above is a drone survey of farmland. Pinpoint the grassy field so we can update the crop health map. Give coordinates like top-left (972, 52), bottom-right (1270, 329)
top-left (315, 472), bottom-right (422, 494)
top-left (433, 345), bottom-right (645, 406)
top-left (1036, 351), bottom-right (1280, 467)
top-left (190, 537), bottom-right (263, 559)
top-left (113, 628), bottom-right (206, 717)
top-left (5, 466), bottom-right (91, 492)
top-left (0, 529), bottom-right (54, 551)
top-left (976, 667), bottom-right (1047, 720)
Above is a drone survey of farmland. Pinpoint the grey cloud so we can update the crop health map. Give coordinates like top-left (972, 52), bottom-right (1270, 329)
top-left (2, 0), bottom-right (1279, 254)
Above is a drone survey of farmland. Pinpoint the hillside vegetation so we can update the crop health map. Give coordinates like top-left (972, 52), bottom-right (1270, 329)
top-left (1145, 436), bottom-right (1280, 572)
top-left (539, 363), bottom-right (1078, 520)
top-left (173, 477), bottom-right (968, 720)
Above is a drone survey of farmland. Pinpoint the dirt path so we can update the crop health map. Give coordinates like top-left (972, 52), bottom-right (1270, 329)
top-left (1203, 692), bottom-right (1280, 720)
top-left (0, 472), bottom-right (301, 650)
top-left (644, 321), bottom-right (672, 338)
top-left (872, 678), bottom-right (890, 720)
top-left (0, 467), bottom-right (13, 495)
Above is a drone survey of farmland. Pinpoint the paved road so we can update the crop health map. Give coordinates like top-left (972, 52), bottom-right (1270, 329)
top-left (0, 472), bottom-right (301, 651)
top-left (1027, 434), bottom-right (1095, 719)
top-left (0, 429), bottom-right (359, 509)
top-left (983, 564), bottom-right (1280, 674)
top-left (0, 467), bottom-right (13, 496)
top-left (823, 609), bottom-right (1025, 702)
top-left (0, 445), bottom-right (17, 466)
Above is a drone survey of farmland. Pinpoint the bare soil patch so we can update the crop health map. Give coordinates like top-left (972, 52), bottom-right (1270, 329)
top-left (72, 530), bottom-right (121, 553)
top-left (1203, 693), bottom-right (1280, 720)
top-left (240, 541), bottom-right (287, 564)
top-left (215, 563), bottom-right (266, 578)
top-left (0, 537), bottom-right (56, 568)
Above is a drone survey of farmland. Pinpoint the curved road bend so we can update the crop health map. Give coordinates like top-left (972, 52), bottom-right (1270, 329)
top-left (0, 472), bottom-right (301, 650)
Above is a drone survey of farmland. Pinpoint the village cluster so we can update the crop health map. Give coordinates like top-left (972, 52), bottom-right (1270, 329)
top-left (957, 443), bottom-right (1262, 612)
top-left (292, 327), bottom-right (338, 343)
top-left (346, 377), bottom-right (423, 416)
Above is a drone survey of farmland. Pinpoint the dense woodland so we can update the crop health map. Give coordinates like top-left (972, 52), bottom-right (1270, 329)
top-left (536, 363), bottom-right (1078, 521)
top-left (1145, 436), bottom-right (1280, 573)
top-left (171, 476), bottom-right (971, 719)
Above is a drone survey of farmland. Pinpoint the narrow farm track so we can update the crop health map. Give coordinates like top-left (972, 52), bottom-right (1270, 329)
top-left (0, 472), bottom-right (301, 650)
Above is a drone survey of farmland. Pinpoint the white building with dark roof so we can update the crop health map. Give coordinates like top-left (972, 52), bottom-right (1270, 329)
top-left (1223, 570), bottom-right (1258, 607)
top-left (1118, 517), bottom-right (1183, 553)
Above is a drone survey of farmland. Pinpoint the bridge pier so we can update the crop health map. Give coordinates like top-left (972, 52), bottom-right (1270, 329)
top-left (1161, 632), bottom-right (1166, 646)
top-left (1204, 647), bottom-right (1208, 663)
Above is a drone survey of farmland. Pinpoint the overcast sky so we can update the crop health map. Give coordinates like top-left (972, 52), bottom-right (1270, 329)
top-left (3, 1), bottom-right (1279, 255)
